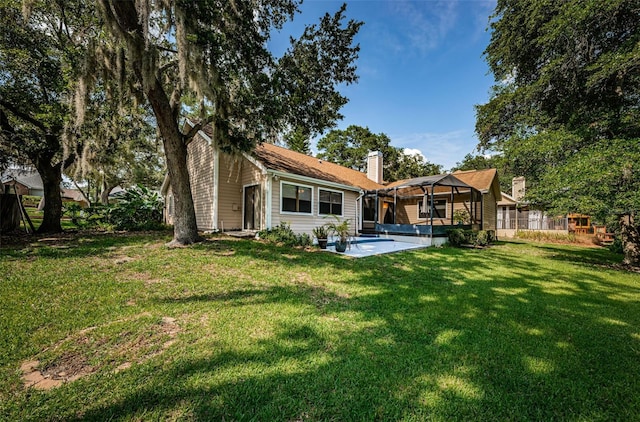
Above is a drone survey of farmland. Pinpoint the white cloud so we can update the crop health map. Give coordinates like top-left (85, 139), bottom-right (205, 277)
top-left (393, 130), bottom-right (477, 170)
top-left (390, 0), bottom-right (458, 54)
top-left (402, 148), bottom-right (427, 161)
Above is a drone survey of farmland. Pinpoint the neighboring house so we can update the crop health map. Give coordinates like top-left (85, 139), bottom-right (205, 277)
top-left (61, 189), bottom-right (90, 208)
top-left (496, 177), bottom-right (568, 238)
top-left (1, 168), bottom-right (44, 197)
top-left (162, 123), bottom-right (502, 246)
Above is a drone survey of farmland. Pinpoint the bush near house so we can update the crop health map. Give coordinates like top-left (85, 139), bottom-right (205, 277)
top-left (447, 229), bottom-right (494, 247)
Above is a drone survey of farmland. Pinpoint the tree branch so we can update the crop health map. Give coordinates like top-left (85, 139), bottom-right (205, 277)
top-left (0, 99), bottom-right (48, 132)
top-left (184, 115), bottom-right (216, 146)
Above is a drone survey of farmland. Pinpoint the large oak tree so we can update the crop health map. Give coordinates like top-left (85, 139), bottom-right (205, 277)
top-left (476, 0), bottom-right (640, 265)
top-left (93, 1), bottom-right (362, 246)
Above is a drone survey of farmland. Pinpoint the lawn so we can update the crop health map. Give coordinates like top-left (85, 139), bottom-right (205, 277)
top-left (1, 232), bottom-right (639, 421)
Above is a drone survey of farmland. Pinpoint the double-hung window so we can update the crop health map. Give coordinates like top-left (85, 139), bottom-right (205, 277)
top-left (418, 198), bottom-right (447, 219)
top-left (319, 189), bottom-right (343, 216)
top-left (281, 183), bottom-right (312, 214)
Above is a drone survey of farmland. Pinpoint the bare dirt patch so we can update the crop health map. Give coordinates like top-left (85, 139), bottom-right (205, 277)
top-left (20, 314), bottom-right (182, 390)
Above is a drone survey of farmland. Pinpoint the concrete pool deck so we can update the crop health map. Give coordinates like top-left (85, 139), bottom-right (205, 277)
top-left (325, 237), bottom-right (429, 258)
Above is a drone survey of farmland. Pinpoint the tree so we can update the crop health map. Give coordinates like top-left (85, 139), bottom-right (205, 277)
top-left (0, 1), bottom-right (91, 233)
top-left (394, 151), bottom-right (442, 181)
top-left (317, 125), bottom-right (441, 182)
top-left (284, 127), bottom-right (312, 155)
top-left (69, 99), bottom-right (163, 205)
top-left (476, 0), bottom-right (640, 265)
top-left (91, 1), bottom-right (361, 246)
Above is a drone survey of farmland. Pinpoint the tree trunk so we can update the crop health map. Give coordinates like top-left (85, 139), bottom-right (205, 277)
top-left (620, 213), bottom-right (640, 267)
top-left (100, 181), bottom-right (118, 205)
top-left (35, 161), bottom-right (63, 234)
top-left (147, 78), bottom-right (201, 246)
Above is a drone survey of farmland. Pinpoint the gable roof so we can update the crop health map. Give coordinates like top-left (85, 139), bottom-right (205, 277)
top-left (252, 143), bottom-right (383, 191)
top-left (498, 191), bottom-right (517, 206)
top-left (383, 173), bottom-right (473, 191)
top-left (453, 168), bottom-right (502, 200)
top-left (1, 168), bottom-right (43, 190)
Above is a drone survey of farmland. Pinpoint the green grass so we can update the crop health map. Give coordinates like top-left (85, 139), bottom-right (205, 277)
top-left (1, 233), bottom-right (639, 421)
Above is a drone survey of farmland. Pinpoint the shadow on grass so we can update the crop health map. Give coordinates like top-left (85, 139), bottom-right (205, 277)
top-left (4, 235), bottom-right (640, 420)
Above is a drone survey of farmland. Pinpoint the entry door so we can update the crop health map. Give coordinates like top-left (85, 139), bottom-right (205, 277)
top-left (244, 185), bottom-right (261, 230)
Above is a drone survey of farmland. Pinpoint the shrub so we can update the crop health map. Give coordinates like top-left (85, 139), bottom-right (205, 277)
top-left (608, 237), bottom-right (623, 254)
top-left (447, 228), bottom-right (467, 247)
top-left (107, 185), bottom-right (164, 231)
top-left (475, 230), bottom-right (490, 247)
top-left (258, 222), bottom-right (312, 247)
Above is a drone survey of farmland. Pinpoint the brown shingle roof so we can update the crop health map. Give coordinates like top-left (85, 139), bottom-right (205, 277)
top-left (253, 143), bottom-right (384, 191)
top-left (452, 169), bottom-right (498, 193)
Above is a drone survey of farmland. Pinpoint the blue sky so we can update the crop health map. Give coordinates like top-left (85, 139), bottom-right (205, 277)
top-left (272, 0), bottom-right (497, 170)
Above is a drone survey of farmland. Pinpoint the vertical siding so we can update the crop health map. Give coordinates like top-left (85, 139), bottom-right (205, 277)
top-left (216, 153), bottom-right (243, 231)
top-left (270, 177), bottom-right (358, 236)
top-left (187, 135), bottom-right (215, 230)
top-left (483, 191), bottom-right (498, 231)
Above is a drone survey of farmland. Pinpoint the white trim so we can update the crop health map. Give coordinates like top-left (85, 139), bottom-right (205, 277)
top-left (317, 187), bottom-right (344, 217)
top-left (212, 148), bottom-right (219, 230)
top-left (280, 180), bottom-right (314, 216)
top-left (269, 170), bottom-right (360, 193)
top-left (265, 175), bottom-right (273, 229)
top-left (243, 151), bottom-right (269, 175)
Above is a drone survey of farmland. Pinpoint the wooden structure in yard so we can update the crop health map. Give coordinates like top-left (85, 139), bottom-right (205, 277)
top-left (568, 214), bottom-right (592, 235)
top-left (0, 193), bottom-right (21, 233)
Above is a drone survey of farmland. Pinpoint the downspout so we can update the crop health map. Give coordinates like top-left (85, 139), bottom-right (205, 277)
top-left (265, 174), bottom-right (273, 229)
top-left (213, 148), bottom-right (219, 231)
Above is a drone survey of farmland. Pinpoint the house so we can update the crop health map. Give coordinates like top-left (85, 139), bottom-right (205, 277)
top-left (162, 124), bottom-right (380, 236)
top-left (1, 168), bottom-right (44, 197)
top-left (496, 177), bottom-right (568, 238)
top-left (162, 123), bottom-right (502, 246)
top-left (359, 168), bottom-right (501, 245)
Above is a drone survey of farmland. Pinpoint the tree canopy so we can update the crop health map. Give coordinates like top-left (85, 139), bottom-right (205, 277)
top-left (476, 0), bottom-right (640, 264)
top-left (317, 125), bottom-right (442, 182)
top-left (0, 0), bottom-right (92, 232)
top-left (91, 0), bottom-right (362, 246)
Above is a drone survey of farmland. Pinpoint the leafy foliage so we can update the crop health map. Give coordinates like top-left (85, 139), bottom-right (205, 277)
top-left (317, 125), bottom-right (442, 182)
top-left (258, 222), bottom-right (312, 247)
top-left (106, 185), bottom-right (164, 231)
top-left (477, 0), bottom-right (640, 264)
top-left (64, 186), bottom-right (164, 231)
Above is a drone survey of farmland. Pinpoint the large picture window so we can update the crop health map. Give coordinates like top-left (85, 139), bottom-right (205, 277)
top-left (418, 198), bottom-right (447, 219)
top-left (319, 189), bottom-right (343, 216)
top-left (282, 183), bottom-right (312, 214)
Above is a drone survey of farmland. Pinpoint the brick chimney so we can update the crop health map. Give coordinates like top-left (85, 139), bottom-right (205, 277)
top-left (512, 176), bottom-right (525, 202)
top-left (367, 151), bottom-right (383, 184)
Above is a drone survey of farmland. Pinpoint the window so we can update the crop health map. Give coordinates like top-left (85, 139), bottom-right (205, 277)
top-left (319, 189), bottom-right (343, 216)
top-left (282, 183), bottom-right (312, 214)
top-left (418, 198), bottom-right (447, 219)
